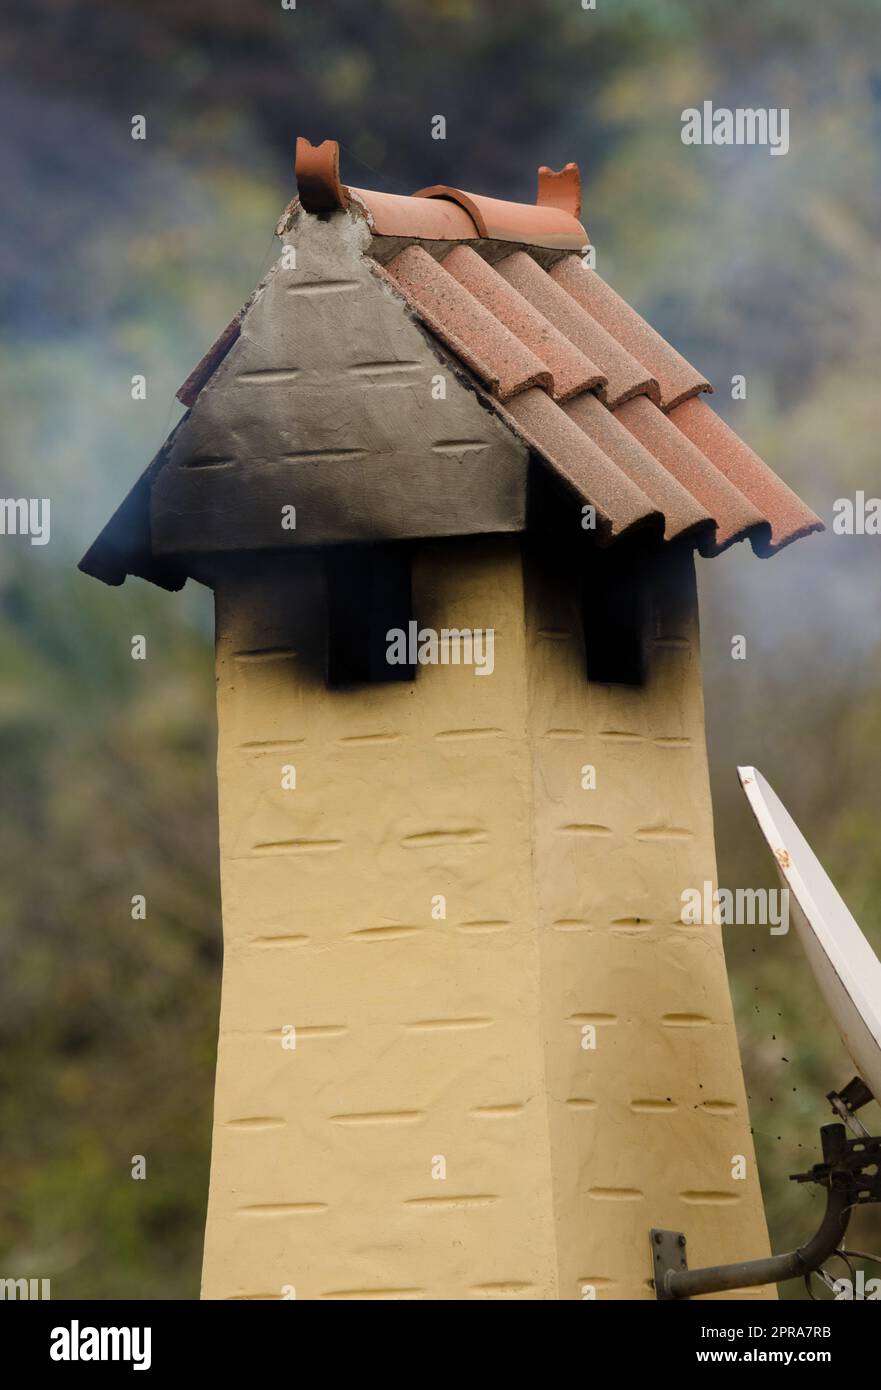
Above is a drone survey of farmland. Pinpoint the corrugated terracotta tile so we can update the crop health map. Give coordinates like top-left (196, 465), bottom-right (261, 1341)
top-left (413, 186), bottom-right (586, 250)
top-left (615, 395), bottom-right (768, 552)
top-left (550, 255), bottom-right (711, 409)
top-left (380, 246), bottom-right (552, 400)
top-left (494, 250), bottom-right (657, 410)
top-left (564, 393), bottom-right (712, 542)
top-left (502, 388), bottom-right (661, 540)
top-left (440, 246), bottom-right (604, 403)
top-left (349, 187), bottom-right (478, 240)
top-left (669, 398), bottom-right (824, 554)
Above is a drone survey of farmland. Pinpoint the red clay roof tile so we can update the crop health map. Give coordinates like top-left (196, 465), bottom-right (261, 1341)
top-left (295, 137), bottom-right (349, 213)
top-left (614, 396), bottom-right (767, 552)
top-left (550, 255), bottom-right (711, 410)
top-left (564, 393), bottom-right (712, 542)
top-left (536, 163), bottom-right (582, 218)
top-left (503, 388), bottom-right (661, 540)
top-left (381, 245), bottom-right (553, 400)
top-left (380, 239), bottom-right (821, 556)
top-left (350, 187), bottom-right (479, 239)
top-left (413, 186), bottom-right (586, 250)
top-left (440, 245), bottom-right (604, 402)
top-left (294, 137), bottom-right (587, 249)
top-left (668, 398), bottom-right (824, 554)
top-left (493, 250), bottom-right (657, 409)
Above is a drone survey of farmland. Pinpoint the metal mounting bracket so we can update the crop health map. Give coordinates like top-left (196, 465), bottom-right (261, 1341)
top-left (650, 1109), bottom-right (881, 1299)
top-left (827, 1075), bottom-right (874, 1138)
top-left (650, 1228), bottom-right (689, 1300)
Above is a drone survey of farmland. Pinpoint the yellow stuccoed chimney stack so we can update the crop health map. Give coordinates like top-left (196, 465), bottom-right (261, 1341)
top-left (200, 538), bottom-right (772, 1301)
top-left (80, 137), bottom-right (824, 1300)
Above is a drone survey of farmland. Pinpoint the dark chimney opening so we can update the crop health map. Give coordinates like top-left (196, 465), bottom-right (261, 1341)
top-left (582, 541), bottom-right (650, 686)
top-left (326, 543), bottom-right (415, 686)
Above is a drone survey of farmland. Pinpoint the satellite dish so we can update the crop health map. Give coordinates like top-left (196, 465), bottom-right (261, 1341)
top-left (650, 768), bottom-right (881, 1300)
top-left (738, 766), bottom-right (881, 1104)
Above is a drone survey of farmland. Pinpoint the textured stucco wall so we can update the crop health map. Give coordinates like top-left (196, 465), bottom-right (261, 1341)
top-left (524, 538), bottom-right (773, 1299)
top-left (202, 537), bottom-right (774, 1300)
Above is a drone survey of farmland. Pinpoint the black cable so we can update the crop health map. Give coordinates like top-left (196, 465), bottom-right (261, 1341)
top-left (838, 1246), bottom-right (881, 1265)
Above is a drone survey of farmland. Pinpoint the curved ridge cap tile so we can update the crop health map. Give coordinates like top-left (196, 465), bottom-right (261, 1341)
top-left (614, 395), bottom-right (767, 550)
top-left (493, 251), bottom-right (657, 410)
top-left (380, 245), bottom-right (552, 400)
top-left (537, 163), bottom-right (582, 218)
top-left (563, 393), bottom-right (713, 542)
top-left (295, 137), bottom-right (349, 213)
top-left (349, 186), bottom-right (478, 239)
top-left (413, 185), bottom-right (587, 250)
top-left (549, 254), bottom-right (711, 410)
top-left (502, 387), bottom-right (661, 540)
top-left (440, 245), bottom-right (604, 403)
top-left (669, 398), bottom-right (825, 554)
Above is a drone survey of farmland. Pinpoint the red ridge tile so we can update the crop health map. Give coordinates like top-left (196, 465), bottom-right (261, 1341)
top-left (494, 251), bottom-right (657, 410)
top-left (412, 186), bottom-right (586, 250)
top-left (350, 187), bottom-right (478, 240)
top-left (550, 255), bottom-right (711, 409)
top-left (295, 137), bottom-right (349, 213)
top-left (669, 399), bottom-right (824, 555)
top-left (537, 163), bottom-right (582, 219)
top-left (380, 246), bottom-right (552, 400)
top-left (440, 246), bottom-right (605, 402)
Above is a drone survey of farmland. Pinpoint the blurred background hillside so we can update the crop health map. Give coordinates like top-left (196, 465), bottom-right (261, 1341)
top-left (0, 0), bottom-right (879, 1298)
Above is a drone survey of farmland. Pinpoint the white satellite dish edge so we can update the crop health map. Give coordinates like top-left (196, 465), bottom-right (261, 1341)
top-left (737, 765), bottom-right (881, 1105)
top-left (650, 768), bottom-right (881, 1299)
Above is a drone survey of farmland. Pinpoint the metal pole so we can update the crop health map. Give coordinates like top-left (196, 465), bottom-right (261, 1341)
top-left (661, 1184), bottom-right (852, 1300)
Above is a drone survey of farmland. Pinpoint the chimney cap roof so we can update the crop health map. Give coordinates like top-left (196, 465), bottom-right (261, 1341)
top-left (294, 136), bottom-right (587, 250)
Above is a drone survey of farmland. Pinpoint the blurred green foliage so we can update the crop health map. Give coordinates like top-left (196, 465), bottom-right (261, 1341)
top-left (1, 0), bottom-right (879, 1298)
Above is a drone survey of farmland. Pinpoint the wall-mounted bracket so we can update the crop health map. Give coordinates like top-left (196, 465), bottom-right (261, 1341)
top-left (650, 1229), bottom-right (689, 1301)
top-left (827, 1075), bottom-right (874, 1138)
top-left (651, 1106), bottom-right (881, 1299)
